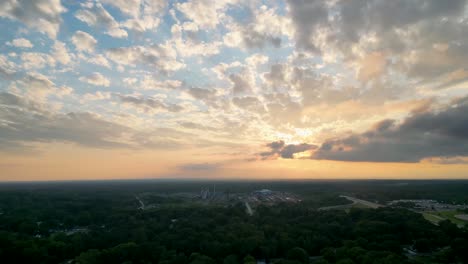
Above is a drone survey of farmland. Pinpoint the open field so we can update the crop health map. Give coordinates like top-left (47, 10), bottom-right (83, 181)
top-left (424, 210), bottom-right (468, 227)
top-left (455, 214), bottom-right (468, 221)
top-left (422, 213), bottom-right (445, 225)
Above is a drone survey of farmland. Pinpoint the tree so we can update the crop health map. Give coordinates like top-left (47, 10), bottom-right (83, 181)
top-left (287, 247), bottom-right (309, 263)
top-left (244, 254), bottom-right (256, 264)
top-left (75, 249), bottom-right (101, 264)
top-left (224, 254), bottom-right (240, 264)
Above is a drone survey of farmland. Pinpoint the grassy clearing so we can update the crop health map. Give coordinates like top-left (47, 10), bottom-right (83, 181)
top-left (424, 210), bottom-right (468, 227)
top-left (422, 213), bottom-right (444, 225)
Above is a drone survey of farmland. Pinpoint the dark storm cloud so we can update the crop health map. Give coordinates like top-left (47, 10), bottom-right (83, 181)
top-left (312, 96), bottom-right (468, 162)
top-left (261, 140), bottom-right (317, 159)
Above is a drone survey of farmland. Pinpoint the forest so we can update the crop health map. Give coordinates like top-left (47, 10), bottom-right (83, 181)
top-left (0, 180), bottom-right (467, 264)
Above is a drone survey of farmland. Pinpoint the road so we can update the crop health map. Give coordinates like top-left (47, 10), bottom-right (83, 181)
top-left (135, 195), bottom-right (145, 210)
top-left (245, 201), bottom-right (253, 216)
top-left (340, 195), bottom-right (383, 209)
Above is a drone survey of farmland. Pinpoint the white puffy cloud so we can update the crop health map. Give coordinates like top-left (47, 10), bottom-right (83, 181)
top-left (106, 43), bottom-right (185, 73)
top-left (224, 4), bottom-right (292, 50)
top-left (0, 55), bottom-right (17, 77)
top-left (75, 2), bottom-right (128, 38)
top-left (123, 16), bottom-right (161, 33)
top-left (52, 41), bottom-right (72, 65)
top-left (87, 54), bottom-right (111, 68)
top-left (170, 24), bottom-right (222, 57)
top-left (101, 0), bottom-right (166, 33)
top-left (0, 0), bottom-right (67, 38)
top-left (20, 52), bottom-right (55, 69)
top-left (7, 38), bottom-right (33, 48)
top-left (139, 76), bottom-right (182, 90)
top-left (175, 0), bottom-right (238, 30)
top-left (71, 31), bottom-right (97, 52)
top-left (101, 0), bottom-right (166, 18)
top-left (79, 72), bottom-right (111, 87)
top-left (8, 72), bottom-right (73, 101)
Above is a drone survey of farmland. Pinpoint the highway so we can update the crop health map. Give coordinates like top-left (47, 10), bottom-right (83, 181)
top-left (135, 195), bottom-right (145, 210)
top-left (245, 201), bottom-right (253, 216)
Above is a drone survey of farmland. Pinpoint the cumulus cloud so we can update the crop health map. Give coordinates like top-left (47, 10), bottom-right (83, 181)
top-left (86, 54), bottom-right (110, 68)
top-left (224, 5), bottom-right (292, 50)
top-left (71, 31), bottom-right (97, 52)
top-left (0, 0), bottom-right (67, 38)
top-left (7, 38), bottom-right (33, 48)
top-left (175, 0), bottom-right (237, 30)
top-left (79, 72), bottom-right (110, 87)
top-left (139, 76), bottom-right (182, 90)
top-left (260, 140), bottom-right (317, 159)
top-left (286, 0), bottom-right (468, 80)
top-left (52, 41), bottom-right (72, 65)
top-left (9, 72), bottom-right (72, 101)
top-left (312, 96), bottom-right (468, 162)
top-left (75, 2), bottom-right (128, 38)
top-left (20, 52), bottom-right (55, 69)
top-left (229, 73), bottom-right (252, 95)
top-left (0, 55), bottom-right (16, 77)
top-left (106, 44), bottom-right (185, 74)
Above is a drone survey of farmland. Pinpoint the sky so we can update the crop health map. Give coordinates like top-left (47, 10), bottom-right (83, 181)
top-left (1, 0), bottom-right (468, 181)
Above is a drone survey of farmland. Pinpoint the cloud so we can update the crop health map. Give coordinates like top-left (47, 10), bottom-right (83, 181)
top-left (75, 2), bottom-right (128, 38)
top-left (116, 94), bottom-right (184, 113)
top-left (52, 41), bottom-right (72, 65)
top-left (86, 54), bottom-right (110, 68)
top-left (105, 44), bottom-right (185, 74)
top-left (175, 0), bottom-right (238, 30)
top-left (101, 0), bottom-right (165, 18)
top-left (0, 92), bottom-right (197, 152)
top-left (138, 76), bottom-right (182, 90)
top-left (0, 92), bottom-right (130, 151)
top-left (0, 0), bottom-right (67, 38)
top-left (123, 16), bottom-right (161, 33)
top-left (71, 31), bottom-right (97, 52)
top-left (224, 5), bottom-right (292, 50)
top-left (101, 0), bottom-right (141, 18)
top-left (9, 72), bottom-right (72, 101)
top-left (79, 72), bottom-right (110, 87)
top-left (285, 0), bottom-right (328, 52)
top-left (7, 38), bottom-right (33, 48)
top-left (170, 24), bottom-right (222, 57)
top-left (0, 55), bottom-right (16, 77)
top-left (286, 0), bottom-right (468, 80)
top-left (357, 52), bottom-right (387, 82)
top-left (229, 73), bottom-right (253, 95)
top-left (177, 162), bottom-right (220, 172)
top-left (179, 121), bottom-right (218, 131)
top-left (260, 140), bottom-right (317, 159)
top-left (312, 96), bottom-right (468, 162)
top-left (232, 96), bottom-right (265, 112)
top-left (20, 52), bottom-right (55, 69)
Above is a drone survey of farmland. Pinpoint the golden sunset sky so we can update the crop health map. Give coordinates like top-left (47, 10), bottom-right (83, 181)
top-left (1, 0), bottom-right (468, 181)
